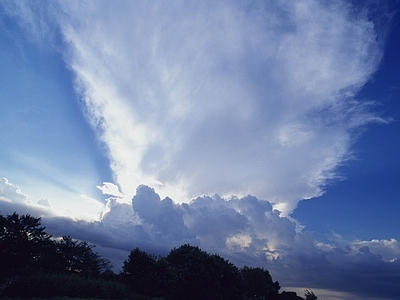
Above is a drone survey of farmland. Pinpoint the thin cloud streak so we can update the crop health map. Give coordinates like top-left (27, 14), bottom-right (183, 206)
top-left (35, 0), bottom-right (385, 213)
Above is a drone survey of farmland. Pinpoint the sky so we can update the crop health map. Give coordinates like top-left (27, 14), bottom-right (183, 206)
top-left (0, 1), bottom-right (399, 299)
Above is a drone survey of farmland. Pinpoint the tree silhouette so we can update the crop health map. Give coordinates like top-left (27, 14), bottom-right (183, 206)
top-left (210, 253), bottom-right (243, 300)
top-left (1, 211), bottom-right (320, 300)
top-left (0, 212), bottom-right (112, 291)
top-left (0, 212), bottom-right (116, 298)
top-left (304, 289), bottom-right (318, 300)
top-left (55, 236), bottom-right (113, 277)
top-left (240, 266), bottom-right (280, 299)
top-left (166, 244), bottom-right (243, 300)
top-left (280, 291), bottom-right (305, 300)
top-left (121, 247), bottom-right (162, 296)
top-left (0, 212), bottom-right (53, 285)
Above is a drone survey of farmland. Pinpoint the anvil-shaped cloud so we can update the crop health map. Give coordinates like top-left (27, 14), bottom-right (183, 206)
top-left (6, 0), bottom-right (386, 214)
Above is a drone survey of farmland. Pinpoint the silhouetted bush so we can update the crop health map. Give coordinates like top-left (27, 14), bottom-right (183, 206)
top-left (1, 271), bottom-right (131, 299)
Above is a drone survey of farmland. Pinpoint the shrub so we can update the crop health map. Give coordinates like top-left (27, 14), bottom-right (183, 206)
top-left (1, 271), bottom-right (131, 299)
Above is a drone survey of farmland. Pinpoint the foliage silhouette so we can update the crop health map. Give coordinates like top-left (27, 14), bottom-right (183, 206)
top-left (2, 271), bottom-right (131, 299)
top-left (0, 211), bottom-right (317, 300)
top-left (0, 212), bottom-right (53, 286)
top-left (165, 244), bottom-right (243, 300)
top-left (121, 247), bottom-right (165, 297)
top-left (281, 291), bottom-right (306, 300)
top-left (0, 212), bottom-right (114, 298)
top-left (304, 288), bottom-right (318, 300)
top-left (56, 235), bottom-right (113, 276)
top-left (241, 265), bottom-right (281, 299)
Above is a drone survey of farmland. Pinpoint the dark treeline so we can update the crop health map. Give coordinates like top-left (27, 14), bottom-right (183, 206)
top-left (0, 212), bottom-right (317, 300)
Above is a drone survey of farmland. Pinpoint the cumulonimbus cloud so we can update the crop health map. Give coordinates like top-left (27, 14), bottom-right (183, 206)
top-left (2, 177), bottom-right (399, 298)
top-left (2, 1), bottom-right (388, 212)
top-left (101, 185), bottom-right (400, 298)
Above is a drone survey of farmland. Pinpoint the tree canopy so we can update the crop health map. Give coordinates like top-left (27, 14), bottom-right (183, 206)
top-left (241, 265), bottom-right (281, 299)
top-left (121, 247), bottom-right (162, 296)
top-left (1, 211), bottom-right (317, 300)
top-left (304, 289), bottom-right (318, 300)
top-left (165, 244), bottom-right (243, 300)
top-left (0, 212), bottom-right (53, 281)
top-left (0, 212), bottom-right (113, 293)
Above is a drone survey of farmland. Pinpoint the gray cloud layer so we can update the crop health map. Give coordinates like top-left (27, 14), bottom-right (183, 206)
top-left (1, 179), bottom-right (399, 299)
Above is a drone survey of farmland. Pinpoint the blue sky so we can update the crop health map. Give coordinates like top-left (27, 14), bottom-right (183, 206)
top-left (292, 13), bottom-right (400, 243)
top-left (1, 1), bottom-right (400, 299)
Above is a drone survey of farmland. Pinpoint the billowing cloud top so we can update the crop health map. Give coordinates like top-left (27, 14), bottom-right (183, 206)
top-left (61, 184), bottom-right (400, 298)
top-left (0, 177), bottom-right (27, 203)
top-left (4, 0), bottom-right (387, 214)
top-left (2, 176), bottom-right (400, 299)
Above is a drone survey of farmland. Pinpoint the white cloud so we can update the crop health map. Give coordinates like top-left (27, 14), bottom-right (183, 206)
top-left (0, 177), bottom-right (56, 217)
top-left (351, 238), bottom-right (400, 262)
top-left (22, 0), bottom-right (384, 214)
top-left (96, 182), bottom-right (124, 197)
top-left (37, 198), bottom-right (51, 208)
top-left (0, 177), bottom-right (28, 203)
top-left (0, 177), bottom-right (103, 220)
